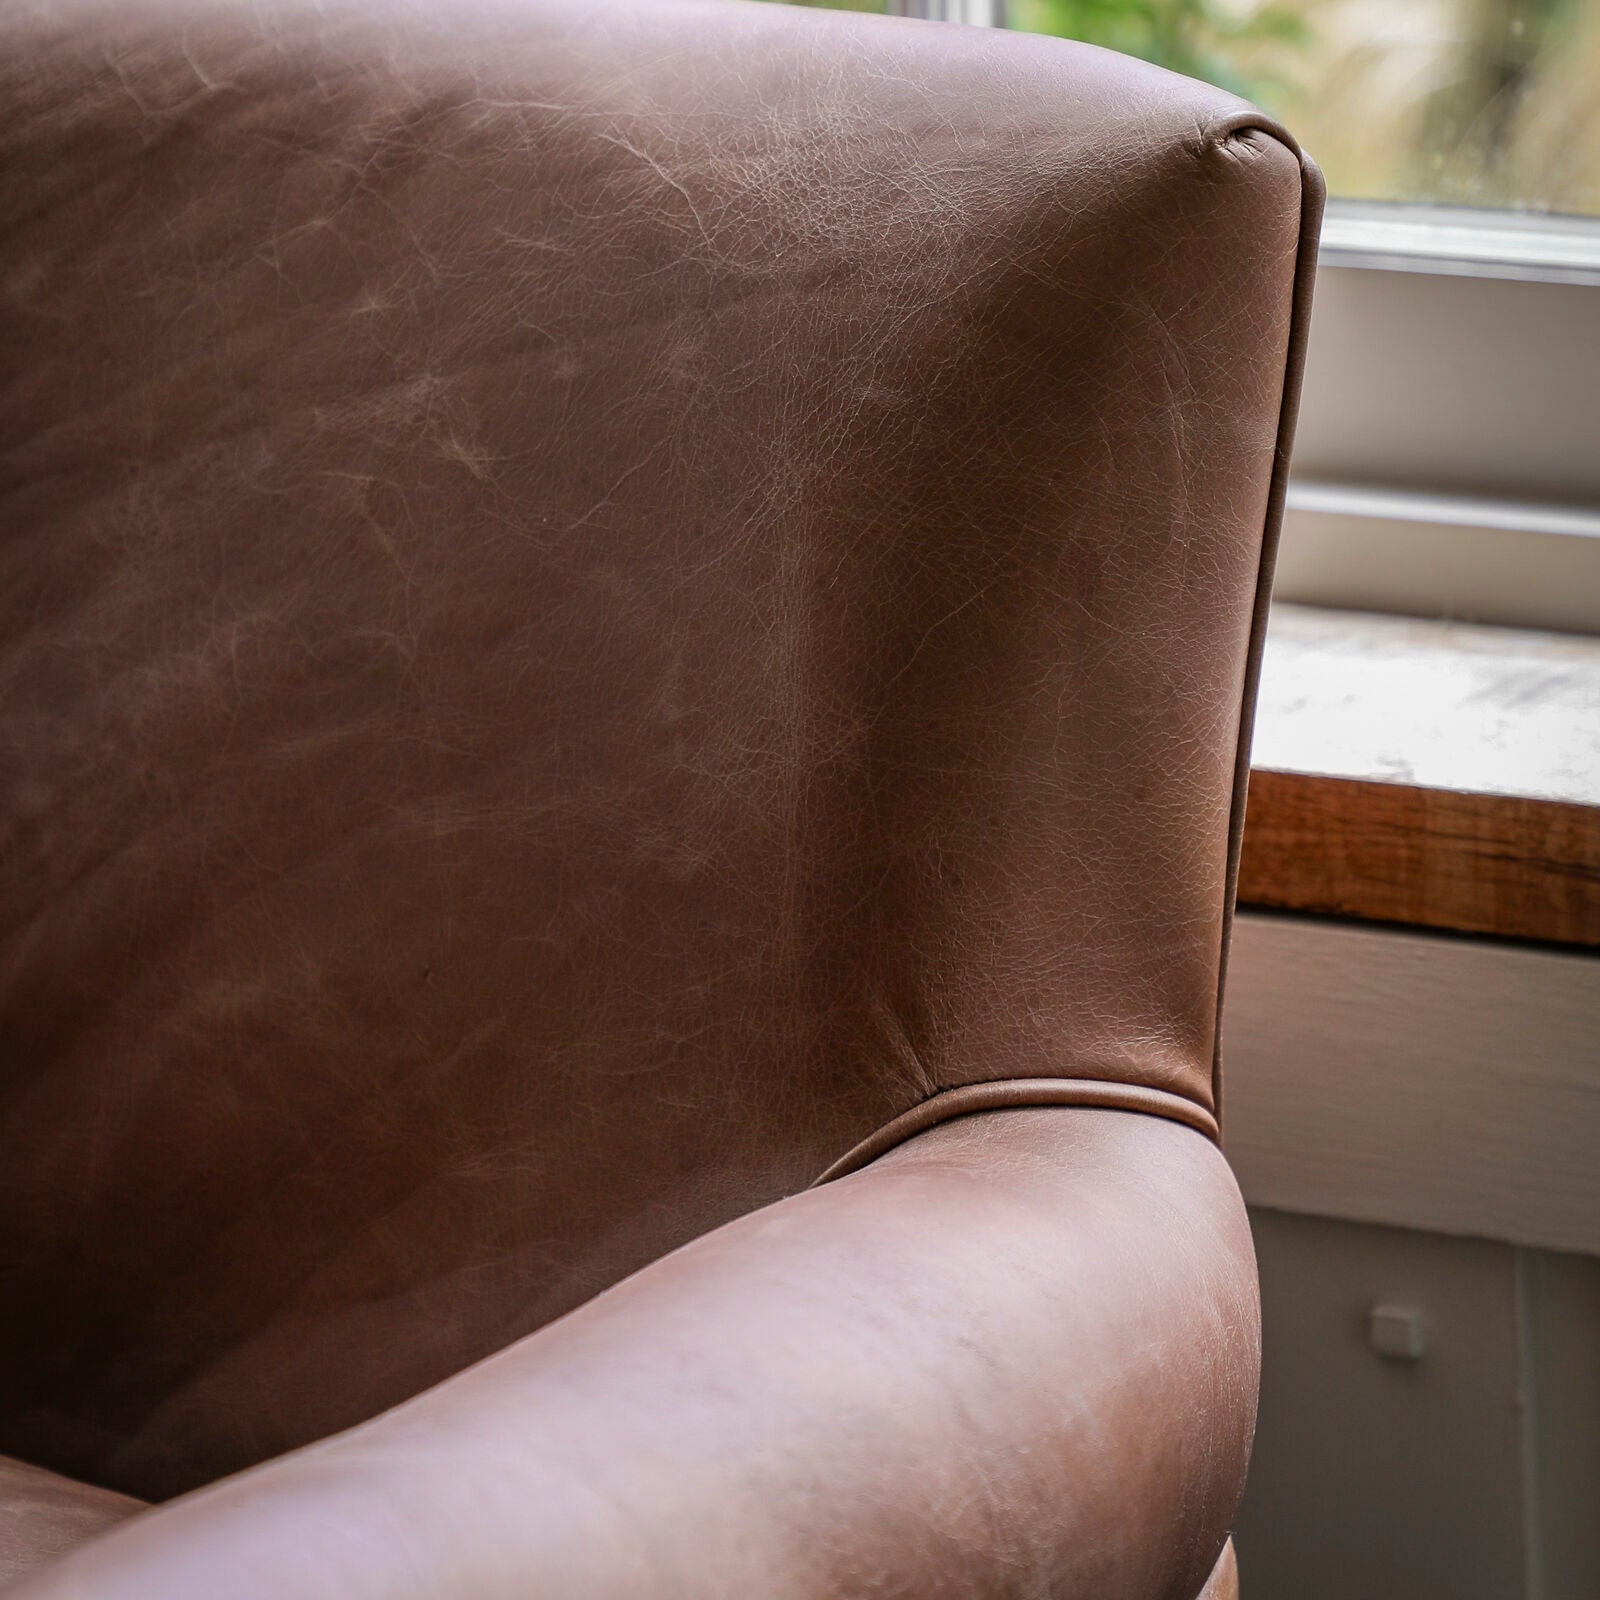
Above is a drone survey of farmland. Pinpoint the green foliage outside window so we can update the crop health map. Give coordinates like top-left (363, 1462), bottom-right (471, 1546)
top-left (1005, 0), bottom-right (1309, 102)
top-left (767, 0), bottom-right (1600, 215)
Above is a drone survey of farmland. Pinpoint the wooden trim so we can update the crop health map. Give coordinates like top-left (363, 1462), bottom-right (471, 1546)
top-left (1239, 768), bottom-right (1600, 947)
top-left (1238, 605), bottom-right (1600, 947)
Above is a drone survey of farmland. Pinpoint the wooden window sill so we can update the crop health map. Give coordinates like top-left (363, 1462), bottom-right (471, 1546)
top-left (1239, 604), bottom-right (1600, 948)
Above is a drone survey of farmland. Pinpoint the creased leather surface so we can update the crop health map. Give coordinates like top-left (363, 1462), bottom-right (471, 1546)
top-left (2, 0), bottom-right (1308, 1502)
top-left (1197, 1538), bottom-right (1240, 1600)
top-left (2, 1111), bottom-right (1261, 1600)
top-left (0, 1458), bottom-right (143, 1590)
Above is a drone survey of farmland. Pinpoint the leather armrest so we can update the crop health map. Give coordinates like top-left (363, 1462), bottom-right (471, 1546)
top-left (0, 1461), bottom-right (144, 1590)
top-left (3, 1109), bottom-right (1258, 1600)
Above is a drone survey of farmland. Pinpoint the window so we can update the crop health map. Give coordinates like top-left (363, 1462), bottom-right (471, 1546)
top-left (774, 0), bottom-right (1600, 634)
top-left (1003, 0), bottom-right (1600, 217)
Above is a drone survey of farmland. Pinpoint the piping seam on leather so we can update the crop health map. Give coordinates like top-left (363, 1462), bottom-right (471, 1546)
top-left (815, 128), bottom-right (1322, 1192)
top-left (1206, 127), bottom-right (1327, 1135)
top-left (811, 1078), bottom-right (1221, 1186)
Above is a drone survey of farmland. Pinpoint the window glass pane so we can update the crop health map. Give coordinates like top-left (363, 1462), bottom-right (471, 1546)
top-left (1002, 1), bottom-right (1600, 216)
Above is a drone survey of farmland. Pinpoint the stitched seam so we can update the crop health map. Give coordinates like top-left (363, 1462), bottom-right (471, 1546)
top-left (812, 1078), bottom-right (1222, 1186)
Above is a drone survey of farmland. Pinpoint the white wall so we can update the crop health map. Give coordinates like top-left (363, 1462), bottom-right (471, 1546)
top-left (1236, 1211), bottom-right (1600, 1600)
top-left (1224, 914), bottom-right (1600, 1598)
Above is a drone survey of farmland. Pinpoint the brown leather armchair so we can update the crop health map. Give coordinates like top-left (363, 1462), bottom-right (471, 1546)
top-left (0, 1), bottom-right (1320, 1594)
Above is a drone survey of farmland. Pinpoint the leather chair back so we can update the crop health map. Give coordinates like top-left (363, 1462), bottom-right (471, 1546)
top-left (0, 0), bottom-right (1318, 1500)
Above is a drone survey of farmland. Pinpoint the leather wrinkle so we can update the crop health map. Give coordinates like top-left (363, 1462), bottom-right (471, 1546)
top-left (1, 6), bottom-right (1310, 1570)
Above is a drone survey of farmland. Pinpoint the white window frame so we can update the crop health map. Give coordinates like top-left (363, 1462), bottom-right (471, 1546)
top-left (893, 4), bottom-right (1600, 635)
top-left (1282, 203), bottom-right (1600, 636)
top-left (889, 1), bottom-right (1004, 22)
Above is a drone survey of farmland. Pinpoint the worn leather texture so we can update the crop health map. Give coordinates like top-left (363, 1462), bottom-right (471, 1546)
top-left (1198, 1538), bottom-right (1240, 1600)
top-left (0, 1460), bottom-right (144, 1590)
top-left (1, 0), bottom-right (1318, 1589)
top-left (4, 1110), bottom-right (1261, 1600)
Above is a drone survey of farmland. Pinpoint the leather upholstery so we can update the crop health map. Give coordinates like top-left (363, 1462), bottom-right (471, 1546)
top-left (1199, 1539), bottom-right (1241, 1600)
top-left (0, 0), bottom-right (1319, 1591)
top-left (5, 1111), bottom-right (1260, 1600)
top-left (0, 1460), bottom-right (144, 1589)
